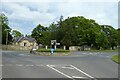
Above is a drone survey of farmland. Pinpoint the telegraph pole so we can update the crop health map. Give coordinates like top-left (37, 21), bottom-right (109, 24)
top-left (5, 29), bottom-right (11, 49)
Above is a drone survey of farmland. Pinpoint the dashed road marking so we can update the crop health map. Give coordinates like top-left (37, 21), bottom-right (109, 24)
top-left (19, 54), bottom-right (25, 56)
top-left (36, 65), bottom-right (44, 66)
top-left (1, 64), bottom-right (45, 67)
top-left (15, 64), bottom-right (23, 66)
top-left (5, 64), bottom-right (13, 66)
top-left (25, 65), bottom-right (34, 67)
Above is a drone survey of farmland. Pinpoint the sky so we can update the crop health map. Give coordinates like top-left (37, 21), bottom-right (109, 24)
top-left (1, 0), bottom-right (119, 35)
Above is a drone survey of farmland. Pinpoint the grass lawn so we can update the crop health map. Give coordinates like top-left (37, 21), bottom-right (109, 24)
top-left (111, 54), bottom-right (120, 64)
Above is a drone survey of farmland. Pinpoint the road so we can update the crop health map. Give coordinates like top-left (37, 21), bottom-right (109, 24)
top-left (1, 50), bottom-right (119, 80)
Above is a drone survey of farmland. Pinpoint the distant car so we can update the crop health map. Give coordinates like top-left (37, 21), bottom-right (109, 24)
top-left (32, 48), bottom-right (36, 51)
top-left (30, 48), bottom-right (36, 54)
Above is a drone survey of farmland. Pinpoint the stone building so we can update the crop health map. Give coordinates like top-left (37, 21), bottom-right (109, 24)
top-left (14, 36), bottom-right (38, 50)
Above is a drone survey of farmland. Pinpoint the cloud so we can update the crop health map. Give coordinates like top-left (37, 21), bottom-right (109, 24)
top-left (2, 1), bottom-right (118, 35)
top-left (1, 0), bottom-right (119, 2)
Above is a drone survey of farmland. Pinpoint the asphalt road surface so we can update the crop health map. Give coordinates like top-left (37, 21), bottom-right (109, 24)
top-left (1, 50), bottom-right (119, 80)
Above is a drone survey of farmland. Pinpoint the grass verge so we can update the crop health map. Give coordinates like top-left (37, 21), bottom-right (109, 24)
top-left (111, 54), bottom-right (120, 64)
top-left (36, 49), bottom-right (70, 52)
top-left (86, 49), bottom-right (118, 52)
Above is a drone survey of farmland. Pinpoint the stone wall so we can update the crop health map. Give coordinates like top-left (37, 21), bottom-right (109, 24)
top-left (69, 46), bottom-right (91, 51)
top-left (2, 45), bottom-right (38, 50)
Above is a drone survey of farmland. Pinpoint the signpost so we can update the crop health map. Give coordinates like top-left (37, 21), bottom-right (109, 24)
top-left (51, 40), bottom-right (60, 50)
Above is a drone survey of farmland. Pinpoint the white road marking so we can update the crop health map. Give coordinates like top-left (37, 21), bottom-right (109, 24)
top-left (49, 65), bottom-right (56, 67)
top-left (36, 65), bottom-right (44, 66)
top-left (90, 53), bottom-right (93, 55)
top-left (25, 65), bottom-right (34, 67)
top-left (72, 76), bottom-right (87, 78)
top-left (61, 66), bottom-right (74, 69)
top-left (47, 65), bottom-right (73, 79)
top-left (83, 53), bottom-right (86, 54)
top-left (5, 64), bottom-right (13, 66)
top-left (15, 64), bottom-right (23, 66)
top-left (70, 65), bottom-right (97, 80)
top-left (19, 54), bottom-right (25, 56)
top-left (19, 54), bottom-right (30, 56)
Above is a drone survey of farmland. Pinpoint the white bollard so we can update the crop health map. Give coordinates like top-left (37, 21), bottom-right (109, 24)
top-left (64, 46), bottom-right (66, 50)
top-left (45, 46), bottom-right (48, 49)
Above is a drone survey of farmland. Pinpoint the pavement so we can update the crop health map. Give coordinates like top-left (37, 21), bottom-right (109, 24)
top-left (1, 50), bottom-right (119, 80)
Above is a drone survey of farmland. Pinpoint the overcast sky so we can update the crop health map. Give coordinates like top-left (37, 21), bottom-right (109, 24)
top-left (1, 0), bottom-right (119, 35)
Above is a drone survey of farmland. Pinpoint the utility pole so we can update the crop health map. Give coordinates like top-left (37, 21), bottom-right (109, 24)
top-left (5, 29), bottom-right (11, 49)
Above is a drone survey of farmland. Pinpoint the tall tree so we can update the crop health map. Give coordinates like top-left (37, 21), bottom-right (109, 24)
top-left (0, 13), bottom-right (12, 44)
top-left (31, 24), bottom-right (50, 45)
top-left (100, 25), bottom-right (118, 49)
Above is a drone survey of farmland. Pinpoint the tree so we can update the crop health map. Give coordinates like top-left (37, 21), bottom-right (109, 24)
top-left (31, 16), bottom-right (118, 50)
top-left (57, 16), bottom-right (101, 49)
top-left (25, 34), bottom-right (31, 38)
top-left (12, 30), bottom-right (22, 37)
top-left (95, 32), bottom-right (109, 50)
top-left (100, 25), bottom-right (118, 49)
top-left (57, 15), bottom-right (63, 28)
top-left (0, 13), bottom-right (12, 44)
top-left (31, 24), bottom-right (49, 45)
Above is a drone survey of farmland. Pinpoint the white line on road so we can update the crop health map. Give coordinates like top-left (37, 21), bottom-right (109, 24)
top-left (19, 54), bottom-right (25, 56)
top-left (47, 65), bottom-right (74, 80)
top-left (5, 64), bottom-right (13, 66)
top-left (61, 66), bottom-right (74, 69)
top-left (25, 65), bottom-right (34, 67)
top-left (15, 64), bottom-right (23, 66)
top-left (70, 65), bottom-right (97, 80)
top-left (72, 76), bottom-right (87, 78)
top-left (36, 65), bottom-right (44, 66)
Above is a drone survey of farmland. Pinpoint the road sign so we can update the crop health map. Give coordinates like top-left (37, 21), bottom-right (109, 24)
top-left (56, 43), bottom-right (60, 45)
top-left (51, 40), bottom-right (56, 45)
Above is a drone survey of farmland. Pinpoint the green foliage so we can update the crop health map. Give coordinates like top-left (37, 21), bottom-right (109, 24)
top-left (118, 28), bottom-right (120, 45)
top-left (12, 30), bottom-right (22, 37)
top-left (100, 25), bottom-right (118, 49)
top-left (0, 13), bottom-right (12, 44)
top-left (31, 24), bottom-right (51, 45)
top-left (31, 16), bottom-right (118, 50)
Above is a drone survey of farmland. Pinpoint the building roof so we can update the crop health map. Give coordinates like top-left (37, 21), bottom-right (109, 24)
top-left (15, 36), bottom-right (36, 42)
